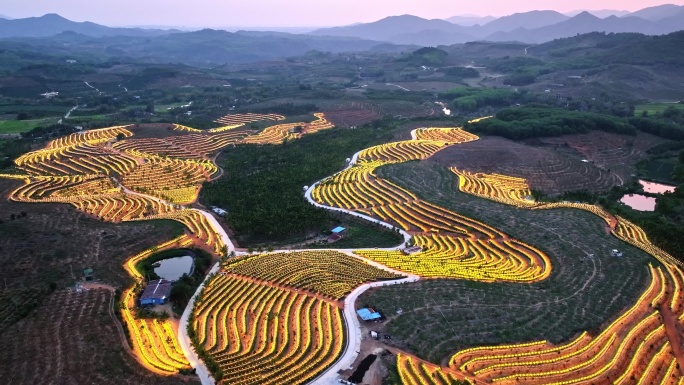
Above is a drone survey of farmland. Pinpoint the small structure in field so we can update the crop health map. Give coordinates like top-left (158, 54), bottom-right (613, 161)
top-left (402, 246), bottom-right (422, 255)
top-left (357, 308), bottom-right (382, 321)
top-left (327, 234), bottom-right (343, 243)
top-left (140, 279), bottom-right (172, 306)
top-left (331, 226), bottom-right (346, 234)
top-left (212, 207), bottom-right (228, 217)
top-left (83, 268), bottom-right (94, 281)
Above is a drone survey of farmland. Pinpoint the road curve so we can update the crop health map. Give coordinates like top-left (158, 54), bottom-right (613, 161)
top-left (178, 262), bottom-right (221, 385)
top-left (310, 264), bottom-right (418, 385)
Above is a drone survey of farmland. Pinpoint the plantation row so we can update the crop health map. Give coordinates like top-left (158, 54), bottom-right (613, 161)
top-left (194, 273), bottom-right (345, 385)
top-left (120, 156), bottom-right (212, 204)
top-left (121, 235), bottom-right (195, 374)
top-left (452, 168), bottom-right (534, 207)
top-left (113, 130), bottom-right (251, 159)
top-left (311, 129), bottom-right (552, 283)
top-left (357, 234), bottom-right (550, 282)
top-left (451, 168), bottom-right (682, 268)
top-left (137, 210), bottom-right (227, 255)
top-left (397, 355), bottom-right (470, 385)
top-left (214, 113), bottom-right (285, 127)
top-left (4, 112), bottom-right (334, 222)
top-left (448, 263), bottom-right (684, 384)
top-left (242, 113), bottom-right (333, 145)
top-left (413, 127), bottom-right (480, 143)
top-left (442, 166), bottom-right (684, 383)
top-left (0, 113), bottom-right (345, 381)
top-left (221, 250), bottom-right (403, 300)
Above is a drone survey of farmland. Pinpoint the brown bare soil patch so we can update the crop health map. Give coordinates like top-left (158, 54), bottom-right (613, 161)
top-left (0, 288), bottom-right (196, 385)
top-left (431, 136), bottom-right (623, 194)
top-left (323, 102), bottom-right (381, 127)
top-left (527, 131), bottom-right (666, 182)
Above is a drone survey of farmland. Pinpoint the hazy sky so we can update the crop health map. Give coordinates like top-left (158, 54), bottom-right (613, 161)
top-left (2, 0), bottom-right (683, 28)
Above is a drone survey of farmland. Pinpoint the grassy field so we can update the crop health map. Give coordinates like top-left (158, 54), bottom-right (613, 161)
top-left (359, 160), bottom-right (653, 365)
top-left (0, 118), bottom-right (58, 134)
top-left (635, 102), bottom-right (684, 116)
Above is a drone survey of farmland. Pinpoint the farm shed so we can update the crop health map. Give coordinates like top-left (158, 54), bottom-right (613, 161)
top-left (82, 268), bottom-right (94, 281)
top-left (357, 308), bottom-right (382, 321)
top-left (212, 207), bottom-right (228, 217)
top-left (140, 279), bottom-right (172, 306)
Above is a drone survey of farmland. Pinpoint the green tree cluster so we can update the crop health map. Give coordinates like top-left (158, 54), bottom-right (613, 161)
top-left (465, 105), bottom-right (635, 139)
top-left (201, 125), bottom-right (399, 243)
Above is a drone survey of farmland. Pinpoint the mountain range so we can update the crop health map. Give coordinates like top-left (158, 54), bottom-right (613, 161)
top-left (0, 13), bottom-right (175, 38)
top-left (312, 4), bottom-right (684, 45)
top-left (0, 4), bottom-right (683, 49)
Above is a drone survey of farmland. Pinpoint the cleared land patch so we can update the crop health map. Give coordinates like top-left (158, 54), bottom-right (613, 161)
top-left (431, 136), bottom-right (623, 194)
top-left (529, 131), bottom-right (665, 184)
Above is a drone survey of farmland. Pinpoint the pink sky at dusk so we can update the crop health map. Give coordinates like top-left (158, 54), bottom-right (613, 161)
top-left (2, 0), bottom-right (683, 28)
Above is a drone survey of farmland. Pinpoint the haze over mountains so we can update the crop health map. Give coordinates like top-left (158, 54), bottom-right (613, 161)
top-left (0, 3), bottom-right (683, 54)
top-left (312, 4), bottom-right (684, 45)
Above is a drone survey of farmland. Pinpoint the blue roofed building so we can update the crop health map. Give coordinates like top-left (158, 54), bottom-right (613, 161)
top-left (357, 308), bottom-right (382, 321)
top-left (140, 279), bottom-right (172, 306)
top-left (331, 226), bottom-right (346, 234)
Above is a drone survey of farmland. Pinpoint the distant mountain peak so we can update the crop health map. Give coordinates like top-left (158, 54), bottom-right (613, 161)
top-left (40, 13), bottom-right (69, 20)
top-left (574, 11), bottom-right (599, 18)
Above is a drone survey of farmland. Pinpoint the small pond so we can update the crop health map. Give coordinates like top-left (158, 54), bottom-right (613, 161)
top-left (154, 255), bottom-right (194, 281)
top-left (639, 180), bottom-right (676, 194)
top-left (620, 194), bottom-right (657, 212)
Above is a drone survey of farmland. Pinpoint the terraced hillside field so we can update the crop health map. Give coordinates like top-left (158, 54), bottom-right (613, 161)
top-left (3, 116), bottom-right (683, 385)
top-left (431, 136), bottom-right (625, 194)
top-left (221, 250), bottom-right (403, 299)
top-left (530, 131), bottom-right (666, 184)
top-left (190, 250), bottom-right (409, 385)
top-left (0, 113), bottom-right (336, 378)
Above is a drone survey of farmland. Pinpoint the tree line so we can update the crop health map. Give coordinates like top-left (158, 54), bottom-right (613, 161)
top-left (464, 104), bottom-right (684, 141)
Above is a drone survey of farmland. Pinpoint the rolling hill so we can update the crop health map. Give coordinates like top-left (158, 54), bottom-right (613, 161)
top-left (628, 3), bottom-right (684, 21)
top-left (445, 15), bottom-right (495, 26)
top-left (479, 10), bottom-right (569, 33)
top-left (311, 6), bottom-right (684, 46)
top-left (0, 13), bottom-right (175, 38)
top-left (486, 11), bottom-right (684, 43)
top-left (311, 15), bottom-right (475, 45)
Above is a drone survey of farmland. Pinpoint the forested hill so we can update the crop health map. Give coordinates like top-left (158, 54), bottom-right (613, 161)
top-left (465, 105), bottom-right (684, 140)
top-left (530, 31), bottom-right (684, 65)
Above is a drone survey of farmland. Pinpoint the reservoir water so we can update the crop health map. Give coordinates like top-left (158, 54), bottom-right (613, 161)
top-left (639, 180), bottom-right (676, 194)
top-left (154, 255), bottom-right (194, 281)
top-left (620, 194), bottom-right (657, 212)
